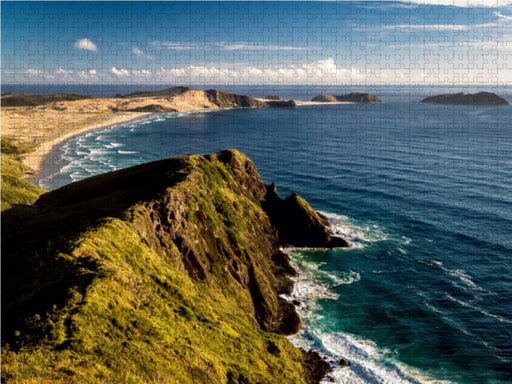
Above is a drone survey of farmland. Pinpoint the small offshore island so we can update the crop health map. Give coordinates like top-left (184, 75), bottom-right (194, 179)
top-left (421, 91), bottom-right (509, 105)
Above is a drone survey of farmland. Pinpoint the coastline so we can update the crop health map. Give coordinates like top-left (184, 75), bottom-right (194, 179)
top-left (22, 112), bottom-right (151, 180)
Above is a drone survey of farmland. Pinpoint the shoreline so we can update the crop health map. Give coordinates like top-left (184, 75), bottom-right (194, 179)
top-left (21, 112), bottom-right (151, 181)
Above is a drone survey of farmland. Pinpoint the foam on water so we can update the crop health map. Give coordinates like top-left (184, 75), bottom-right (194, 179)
top-left (319, 211), bottom-right (389, 249)
top-left (424, 260), bottom-right (492, 295)
top-left (445, 293), bottom-right (512, 325)
top-left (285, 248), bottom-right (451, 384)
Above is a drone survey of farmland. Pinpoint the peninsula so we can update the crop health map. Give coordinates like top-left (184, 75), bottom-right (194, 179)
top-left (2, 148), bottom-right (348, 383)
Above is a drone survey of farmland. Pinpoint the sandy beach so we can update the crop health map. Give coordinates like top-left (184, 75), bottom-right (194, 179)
top-left (1, 108), bottom-right (150, 178)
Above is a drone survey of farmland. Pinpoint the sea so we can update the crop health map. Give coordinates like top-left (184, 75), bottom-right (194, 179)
top-left (4, 83), bottom-right (512, 384)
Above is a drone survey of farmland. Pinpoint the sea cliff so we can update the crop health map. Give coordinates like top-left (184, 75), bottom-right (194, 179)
top-left (1, 149), bottom-right (347, 383)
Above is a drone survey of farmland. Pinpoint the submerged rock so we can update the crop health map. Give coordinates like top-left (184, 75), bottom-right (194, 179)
top-left (421, 92), bottom-right (509, 105)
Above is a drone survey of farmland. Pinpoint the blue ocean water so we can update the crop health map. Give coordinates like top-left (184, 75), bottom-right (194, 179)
top-left (32, 85), bottom-right (512, 383)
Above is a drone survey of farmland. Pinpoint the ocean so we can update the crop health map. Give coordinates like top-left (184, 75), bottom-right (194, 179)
top-left (14, 84), bottom-right (512, 383)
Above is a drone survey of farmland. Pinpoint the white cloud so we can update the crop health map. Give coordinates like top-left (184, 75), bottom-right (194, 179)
top-left (13, 57), bottom-right (512, 85)
top-left (24, 68), bottom-right (44, 76)
top-left (56, 68), bottom-right (73, 75)
top-left (383, 23), bottom-right (472, 31)
top-left (154, 57), bottom-right (512, 85)
top-left (215, 41), bottom-right (308, 51)
top-left (401, 0), bottom-right (512, 7)
top-left (150, 40), bottom-right (308, 51)
top-left (73, 38), bottom-right (98, 52)
top-left (495, 11), bottom-right (512, 20)
top-left (111, 67), bottom-right (130, 76)
top-left (132, 47), bottom-right (153, 60)
top-left (150, 41), bottom-right (202, 50)
top-left (132, 69), bottom-right (151, 76)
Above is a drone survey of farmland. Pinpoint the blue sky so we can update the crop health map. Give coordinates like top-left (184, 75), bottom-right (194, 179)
top-left (2, 1), bottom-right (512, 85)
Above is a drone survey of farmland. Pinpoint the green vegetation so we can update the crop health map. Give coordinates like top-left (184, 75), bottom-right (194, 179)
top-left (2, 149), bottom-right (317, 383)
top-left (311, 94), bottom-right (337, 102)
top-left (1, 139), bottom-right (46, 210)
top-left (1, 92), bottom-right (94, 107)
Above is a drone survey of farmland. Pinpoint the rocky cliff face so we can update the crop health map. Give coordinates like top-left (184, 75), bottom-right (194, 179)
top-left (2, 149), bottom-right (342, 383)
top-left (421, 92), bottom-right (509, 105)
top-left (205, 89), bottom-right (264, 108)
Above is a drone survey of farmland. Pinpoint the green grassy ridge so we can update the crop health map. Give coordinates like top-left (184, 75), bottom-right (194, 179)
top-left (1, 93), bottom-right (94, 107)
top-left (1, 139), bottom-right (46, 211)
top-left (2, 149), bottom-right (322, 383)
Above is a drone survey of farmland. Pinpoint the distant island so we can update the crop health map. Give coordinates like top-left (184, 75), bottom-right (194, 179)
top-left (311, 92), bottom-right (382, 103)
top-left (421, 92), bottom-right (509, 105)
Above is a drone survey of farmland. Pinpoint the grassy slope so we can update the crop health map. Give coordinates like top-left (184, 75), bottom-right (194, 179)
top-left (1, 93), bottom-right (94, 107)
top-left (1, 139), bottom-right (46, 210)
top-left (2, 150), bottom-right (313, 383)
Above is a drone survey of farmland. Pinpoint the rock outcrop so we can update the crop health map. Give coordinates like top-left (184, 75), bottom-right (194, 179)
top-left (205, 89), bottom-right (264, 108)
top-left (312, 92), bottom-right (382, 103)
top-left (421, 92), bottom-right (509, 105)
top-left (266, 100), bottom-right (298, 108)
top-left (2, 149), bottom-right (343, 383)
top-left (263, 183), bottom-right (349, 248)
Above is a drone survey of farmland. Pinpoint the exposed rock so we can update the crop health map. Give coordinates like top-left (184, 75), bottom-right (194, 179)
top-left (301, 350), bottom-right (333, 384)
top-left (339, 358), bottom-right (352, 367)
top-left (312, 92), bottom-right (381, 103)
top-left (263, 183), bottom-right (350, 248)
top-left (205, 89), bottom-right (264, 108)
top-left (421, 92), bottom-right (509, 105)
top-left (267, 340), bottom-right (281, 356)
top-left (266, 100), bottom-right (298, 108)
top-left (265, 94), bottom-right (282, 100)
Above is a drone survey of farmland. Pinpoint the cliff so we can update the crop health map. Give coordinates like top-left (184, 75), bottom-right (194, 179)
top-left (312, 92), bottom-right (382, 103)
top-left (421, 92), bottom-right (509, 105)
top-left (1, 149), bottom-right (345, 383)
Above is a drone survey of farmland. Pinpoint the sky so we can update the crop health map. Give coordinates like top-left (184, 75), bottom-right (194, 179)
top-left (2, 1), bottom-right (512, 85)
